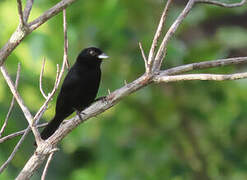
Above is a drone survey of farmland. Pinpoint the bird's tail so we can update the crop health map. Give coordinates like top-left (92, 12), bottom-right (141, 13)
top-left (41, 116), bottom-right (63, 140)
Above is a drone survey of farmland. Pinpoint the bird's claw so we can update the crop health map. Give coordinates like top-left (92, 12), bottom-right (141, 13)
top-left (76, 111), bottom-right (84, 121)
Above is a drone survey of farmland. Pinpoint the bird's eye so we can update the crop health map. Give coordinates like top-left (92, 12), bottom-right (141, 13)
top-left (89, 50), bottom-right (96, 56)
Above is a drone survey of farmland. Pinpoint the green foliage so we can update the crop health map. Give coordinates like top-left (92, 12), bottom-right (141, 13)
top-left (1, 0), bottom-right (247, 179)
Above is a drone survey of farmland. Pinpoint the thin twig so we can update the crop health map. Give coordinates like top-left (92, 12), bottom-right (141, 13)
top-left (41, 152), bottom-right (55, 180)
top-left (195, 0), bottom-right (246, 7)
top-left (39, 58), bottom-right (48, 99)
top-left (0, 64), bottom-right (21, 137)
top-left (0, 65), bottom-right (42, 143)
top-left (138, 42), bottom-right (148, 70)
top-left (153, 72), bottom-right (247, 83)
top-left (160, 56), bottom-right (247, 76)
top-left (17, 0), bottom-right (24, 26)
top-left (34, 59), bottom-right (68, 136)
top-left (147, 0), bottom-right (173, 72)
top-left (33, 8), bottom-right (70, 126)
top-left (34, 65), bottom-right (60, 125)
top-left (63, 9), bottom-right (70, 69)
top-left (155, 0), bottom-right (196, 68)
top-left (23, 0), bottom-right (34, 22)
top-left (0, 123), bottom-right (48, 144)
top-left (32, 8), bottom-right (70, 133)
top-left (0, 126), bottom-right (30, 173)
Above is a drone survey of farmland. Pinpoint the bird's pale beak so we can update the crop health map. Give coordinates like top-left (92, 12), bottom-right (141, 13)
top-left (98, 53), bottom-right (109, 59)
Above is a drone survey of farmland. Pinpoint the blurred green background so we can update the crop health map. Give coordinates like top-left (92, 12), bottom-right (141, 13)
top-left (1, 0), bottom-right (247, 179)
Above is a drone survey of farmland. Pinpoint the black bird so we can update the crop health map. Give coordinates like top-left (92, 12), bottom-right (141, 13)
top-left (40, 47), bottom-right (109, 140)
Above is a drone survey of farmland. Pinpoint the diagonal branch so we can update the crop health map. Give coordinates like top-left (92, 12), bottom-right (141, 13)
top-left (28, 0), bottom-right (76, 31)
top-left (147, 0), bottom-right (173, 73)
top-left (0, 0), bottom-right (77, 66)
top-left (154, 0), bottom-right (196, 71)
top-left (33, 8), bottom-right (70, 128)
top-left (152, 48), bottom-right (166, 71)
top-left (41, 150), bottom-right (57, 180)
top-left (0, 65), bottom-right (42, 143)
top-left (138, 42), bottom-right (148, 70)
top-left (0, 123), bottom-right (48, 144)
top-left (23, 0), bottom-right (34, 22)
top-left (0, 125), bottom-right (30, 174)
top-left (0, 63), bottom-right (21, 137)
top-left (195, 0), bottom-right (246, 7)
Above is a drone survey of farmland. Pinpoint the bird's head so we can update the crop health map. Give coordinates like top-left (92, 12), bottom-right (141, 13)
top-left (77, 47), bottom-right (109, 67)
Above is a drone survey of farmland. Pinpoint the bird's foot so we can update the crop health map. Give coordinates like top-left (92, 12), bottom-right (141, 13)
top-left (76, 110), bottom-right (85, 121)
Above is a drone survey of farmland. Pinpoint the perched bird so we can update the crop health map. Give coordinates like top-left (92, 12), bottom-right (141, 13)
top-left (40, 47), bottom-right (109, 140)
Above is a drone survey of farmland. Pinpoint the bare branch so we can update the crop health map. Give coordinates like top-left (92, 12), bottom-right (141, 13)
top-left (33, 64), bottom-right (60, 125)
top-left (160, 56), bottom-right (247, 76)
top-left (0, 63), bottom-right (21, 137)
top-left (6, 8), bottom-right (71, 145)
top-left (155, 0), bottom-right (196, 68)
top-left (0, 123), bottom-right (48, 144)
top-left (154, 72), bottom-right (247, 83)
top-left (28, 0), bottom-right (76, 31)
top-left (152, 48), bottom-right (166, 72)
top-left (147, 0), bottom-right (173, 72)
top-left (17, 0), bottom-right (25, 26)
top-left (32, 8), bottom-right (70, 127)
top-left (41, 152), bottom-right (56, 180)
top-left (0, 65), bottom-right (42, 143)
top-left (33, 7), bottom-right (70, 125)
top-left (138, 42), bottom-right (148, 70)
top-left (0, 62), bottom-right (60, 147)
top-left (30, 8), bottom-right (71, 142)
top-left (195, 0), bottom-right (246, 7)
top-left (39, 58), bottom-right (48, 99)
top-left (0, 126), bottom-right (29, 173)
top-left (23, 0), bottom-right (33, 22)
top-left (63, 9), bottom-right (70, 69)
top-left (0, 128), bottom-right (28, 144)
top-left (0, 0), bottom-right (77, 66)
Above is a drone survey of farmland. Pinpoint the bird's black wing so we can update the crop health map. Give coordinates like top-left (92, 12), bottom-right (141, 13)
top-left (55, 68), bottom-right (79, 116)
